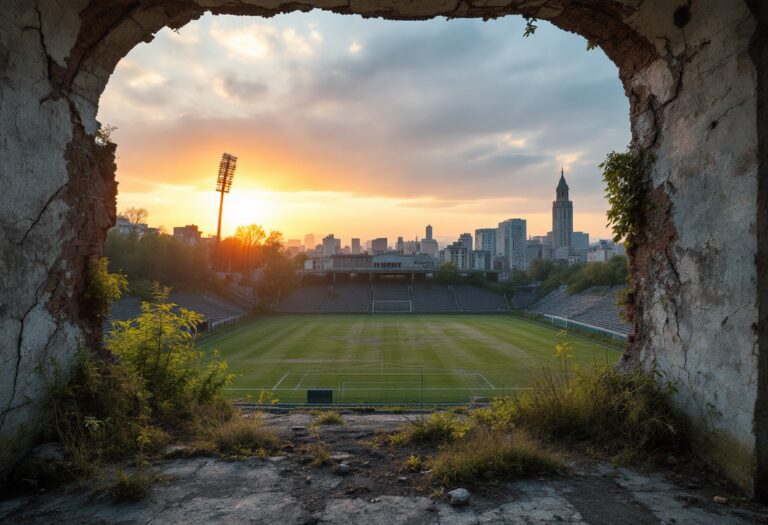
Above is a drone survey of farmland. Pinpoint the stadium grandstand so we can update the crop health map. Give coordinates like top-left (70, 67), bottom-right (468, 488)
top-left (277, 274), bottom-right (515, 314)
top-left (452, 284), bottom-right (509, 312)
top-left (411, 282), bottom-right (457, 312)
top-left (108, 291), bottom-right (250, 332)
top-left (525, 285), bottom-right (629, 339)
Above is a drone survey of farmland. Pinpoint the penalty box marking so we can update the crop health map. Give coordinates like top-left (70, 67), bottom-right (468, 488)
top-left (271, 371), bottom-right (290, 390)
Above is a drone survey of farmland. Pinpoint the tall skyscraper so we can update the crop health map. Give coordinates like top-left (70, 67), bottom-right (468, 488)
top-left (475, 228), bottom-right (497, 256)
top-left (322, 234), bottom-right (339, 257)
top-left (458, 233), bottom-right (473, 252)
top-left (304, 233), bottom-right (315, 250)
top-left (552, 169), bottom-right (573, 250)
top-left (372, 237), bottom-right (388, 254)
top-left (497, 218), bottom-right (527, 270)
top-left (572, 232), bottom-right (589, 251)
top-left (425, 224), bottom-right (433, 241)
top-left (351, 238), bottom-right (361, 254)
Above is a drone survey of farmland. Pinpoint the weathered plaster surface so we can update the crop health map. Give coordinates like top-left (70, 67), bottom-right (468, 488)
top-left (626, 0), bottom-right (762, 491)
top-left (0, 0), bottom-right (765, 498)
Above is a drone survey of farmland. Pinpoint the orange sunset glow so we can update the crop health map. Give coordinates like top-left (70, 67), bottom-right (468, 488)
top-left (100, 12), bottom-right (630, 244)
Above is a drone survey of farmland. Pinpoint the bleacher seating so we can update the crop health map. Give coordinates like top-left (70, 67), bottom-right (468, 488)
top-left (325, 282), bottom-right (371, 312)
top-left (374, 281), bottom-right (410, 300)
top-left (372, 280), bottom-right (411, 312)
top-left (107, 291), bottom-right (248, 331)
top-left (279, 284), bottom-right (329, 312)
top-left (412, 283), bottom-right (457, 312)
top-left (275, 280), bottom-right (512, 314)
top-left (453, 285), bottom-right (508, 312)
top-left (527, 285), bottom-right (630, 336)
top-left (509, 291), bottom-right (538, 309)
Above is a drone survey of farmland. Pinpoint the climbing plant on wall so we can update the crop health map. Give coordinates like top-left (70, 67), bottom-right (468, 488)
top-left (601, 149), bottom-right (644, 248)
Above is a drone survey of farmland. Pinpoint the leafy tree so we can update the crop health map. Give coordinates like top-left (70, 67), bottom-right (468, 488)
top-left (436, 262), bottom-right (460, 284)
top-left (120, 207), bottom-right (149, 234)
top-left (528, 259), bottom-right (555, 282)
top-left (104, 231), bottom-right (214, 295)
top-left (567, 255), bottom-right (628, 293)
top-left (258, 258), bottom-right (298, 304)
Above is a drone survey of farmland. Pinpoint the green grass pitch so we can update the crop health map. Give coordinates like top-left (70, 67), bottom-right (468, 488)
top-left (197, 314), bottom-right (622, 404)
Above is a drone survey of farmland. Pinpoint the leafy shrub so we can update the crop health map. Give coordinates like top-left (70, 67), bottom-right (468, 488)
top-left (95, 124), bottom-right (118, 147)
top-left (430, 428), bottom-right (563, 484)
top-left (213, 418), bottom-right (279, 455)
top-left (601, 149), bottom-right (645, 246)
top-left (106, 283), bottom-right (234, 424)
top-left (49, 283), bottom-right (235, 477)
top-left (404, 454), bottom-right (424, 472)
top-left (257, 390), bottom-right (280, 405)
top-left (48, 348), bottom-right (152, 476)
top-left (476, 366), bottom-right (685, 461)
top-left (83, 256), bottom-right (127, 319)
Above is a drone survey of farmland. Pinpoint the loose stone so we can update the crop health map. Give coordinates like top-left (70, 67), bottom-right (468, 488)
top-left (448, 488), bottom-right (471, 506)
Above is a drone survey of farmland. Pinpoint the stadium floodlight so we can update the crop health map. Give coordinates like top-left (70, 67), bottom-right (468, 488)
top-left (215, 152), bottom-right (237, 246)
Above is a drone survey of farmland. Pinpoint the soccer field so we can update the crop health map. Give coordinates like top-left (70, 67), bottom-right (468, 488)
top-left (198, 314), bottom-right (622, 404)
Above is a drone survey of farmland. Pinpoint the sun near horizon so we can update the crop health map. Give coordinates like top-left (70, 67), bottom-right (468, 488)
top-left (100, 11), bottom-right (629, 244)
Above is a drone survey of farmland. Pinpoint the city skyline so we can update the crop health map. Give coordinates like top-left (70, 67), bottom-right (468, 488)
top-left (100, 12), bottom-right (629, 241)
top-left (119, 167), bottom-right (605, 248)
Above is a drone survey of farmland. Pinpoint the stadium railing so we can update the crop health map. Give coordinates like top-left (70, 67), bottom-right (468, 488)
top-left (542, 314), bottom-right (627, 341)
top-left (225, 385), bottom-right (530, 407)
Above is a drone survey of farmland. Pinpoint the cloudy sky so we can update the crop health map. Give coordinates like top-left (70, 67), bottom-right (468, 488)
top-left (99, 11), bottom-right (629, 245)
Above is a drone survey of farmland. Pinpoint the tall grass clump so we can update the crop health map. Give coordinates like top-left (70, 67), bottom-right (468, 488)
top-left (478, 365), bottom-right (685, 461)
top-left (314, 411), bottom-right (344, 425)
top-left (394, 411), bottom-right (471, 445)
top-left (212, 418), bottom-right (279, 455)
top-left (430, 428), bottom-right (564, 484)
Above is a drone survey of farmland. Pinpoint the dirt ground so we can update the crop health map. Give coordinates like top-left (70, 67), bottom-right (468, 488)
top-left (1, 410), bottom-right (766, 524)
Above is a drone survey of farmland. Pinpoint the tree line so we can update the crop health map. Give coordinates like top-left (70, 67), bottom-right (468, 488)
top-left (434, 255), bottom-right (628, 296)
top-left (105, 212), bottom-right (304, 301)
top-left (511, 255), bottom-right (628, 295)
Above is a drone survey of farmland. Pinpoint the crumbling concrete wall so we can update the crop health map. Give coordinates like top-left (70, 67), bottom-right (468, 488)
top-left (0, 0), bottom-right (765, 498)
top-left (624, 0), bottom-right (763, 493)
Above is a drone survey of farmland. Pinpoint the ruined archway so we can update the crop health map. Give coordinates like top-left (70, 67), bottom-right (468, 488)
top-left (1, 0), bottom-right (766, 499)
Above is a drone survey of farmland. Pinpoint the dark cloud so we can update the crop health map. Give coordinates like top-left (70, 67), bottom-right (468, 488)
top-left (105, 14), bottom-right (629, 206)
top-left (221, 76), bottom-right (268, 101)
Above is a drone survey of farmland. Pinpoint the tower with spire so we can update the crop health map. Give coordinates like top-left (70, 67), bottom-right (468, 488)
top-left (552, 168), bottom-right (574, 250)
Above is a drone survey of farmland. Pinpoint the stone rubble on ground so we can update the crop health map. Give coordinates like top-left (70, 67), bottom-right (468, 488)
top-left (1, 414), bottom-right (765, 524)
top-left (447, 488), bottom-right (471, 506)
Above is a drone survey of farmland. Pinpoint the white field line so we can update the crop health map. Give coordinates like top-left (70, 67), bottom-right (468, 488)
top-left (294, 369), bottom-right (310, 390)
top-left (474, 372), bottom-right (497, 389)
top-left (342, 383), bottom-right (500, 392)
top-left (272, 372), bottom-right (290, 390)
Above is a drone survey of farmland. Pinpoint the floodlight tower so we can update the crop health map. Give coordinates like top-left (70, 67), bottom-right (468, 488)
top-left (215, 152), bottom-right (237, 246)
